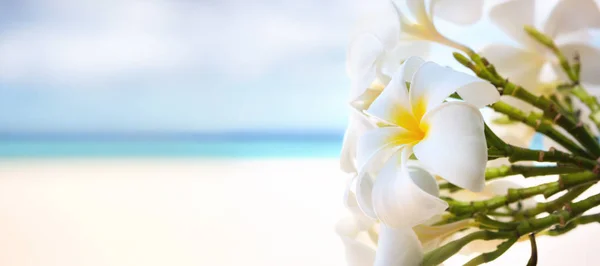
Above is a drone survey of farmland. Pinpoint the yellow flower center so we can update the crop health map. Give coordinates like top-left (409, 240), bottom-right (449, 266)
top-left (388, 98), bottom-right (429, 144)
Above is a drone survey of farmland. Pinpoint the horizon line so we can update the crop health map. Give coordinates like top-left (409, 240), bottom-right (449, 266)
top-left (0, 131), bottom-right (345, 141)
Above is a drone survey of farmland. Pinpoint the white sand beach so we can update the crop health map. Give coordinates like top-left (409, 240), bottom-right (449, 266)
top-left (0, 158), bottom-right (598, 265)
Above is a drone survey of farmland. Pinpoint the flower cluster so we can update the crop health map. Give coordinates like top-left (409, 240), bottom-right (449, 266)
top-left (337, 0), bottom-right (600, 265)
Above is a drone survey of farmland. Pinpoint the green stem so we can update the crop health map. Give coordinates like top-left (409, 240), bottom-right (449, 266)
top-left (521, 184), bottom-right (592, 218)
top-left (428, 194), bottom-right (600, 266)
top-left (527, 234), bottom-right (538, 266)
top-left (421, 230), bottom-right (511, 266)
top-left (502, 82), bottom-right (600, 157)
top-left (484, 122), bottom-right (507, 149)
top-left (542, 172), bottom-right (597, 197)
top-left (490, 101), bottom-right (590, 157)
top-left (486, 164), bottom-right (583, 179)
top-left (447, 182), bottom-right (558, 215)
top-left (464, 237), bottom-right (518, 266)
top-left (490, 145), bottom-right (598, 170)
top-left (455, 52), bottom-right (600, 157)
top-left (547, 213), bottom-right (600, 236)
top-left (570, 85), bottom-right (600, 130)
top-left (438, 165), bottom-right (581, 192)
top-left (446, 172), bottom-right (599, 216)
top-left (474, 213), bottom-right (518, 229)
top-left (524, 26), bottom-right (578, 82)
top-left (516, 193), bottom-right (600, 237)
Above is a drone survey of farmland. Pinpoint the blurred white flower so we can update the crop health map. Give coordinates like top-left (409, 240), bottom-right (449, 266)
top-left (393, 0), bottom-right (479, 52)
top-left (482, 0), bottom-right (600, 90)
top-left (353, 57), bottom-right (499, 227)
top-left (336, 215), bottom-right (424, 266)
top-left (433, 0), bottom-right (485, 25)
top-left (346, 0), bottom-right (486, 101)
top-left (347, 0), bottom-right (430, 100)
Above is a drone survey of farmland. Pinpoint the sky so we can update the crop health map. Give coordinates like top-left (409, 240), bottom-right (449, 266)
top-left (0, 0), bottom-right (572, 135)
top-left (0, 0), bottom-right (369, 134)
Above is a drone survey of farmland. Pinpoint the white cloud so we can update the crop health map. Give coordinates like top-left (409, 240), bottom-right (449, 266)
top-left (0, 0), bottom-right (366, 84)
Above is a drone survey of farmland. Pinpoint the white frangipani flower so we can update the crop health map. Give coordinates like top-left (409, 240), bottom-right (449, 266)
top-left (354, 57), bottom-right (499, 228)
top-left (341, 59), bottom-right (427, 173)
top-left (482, 0), bottom-right (600, 90)
top-left (341, 0), bottom-right (488, 172)
top-left (342, 0), bottom-right (429, 173)
top-left (338, 175), bottom-right (538, 266)
top-left (338, 162), bottom-right (471, 266)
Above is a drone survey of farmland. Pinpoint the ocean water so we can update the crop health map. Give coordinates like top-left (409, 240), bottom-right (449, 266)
top-left (0, 139), bottom-right (343, 158)
top-left (0, 131), bottom-right (543, 158)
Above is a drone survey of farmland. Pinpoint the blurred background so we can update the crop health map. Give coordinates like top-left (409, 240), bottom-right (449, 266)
top-left (0, 0), bottom-right (599, 265)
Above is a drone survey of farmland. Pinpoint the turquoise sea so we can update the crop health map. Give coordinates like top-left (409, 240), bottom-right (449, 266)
top-left (0, 135), bottom-right (343, 158)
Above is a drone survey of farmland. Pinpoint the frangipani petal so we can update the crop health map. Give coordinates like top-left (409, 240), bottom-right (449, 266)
top-left (489, 0), bottom-right (536, 46)
top-left (374, 225), bottom-right (423, 266)
top-left (340, 111), bottom-right (376, 173)
top-left (356, 127), bottom-right (410, 171)
top-left (352, 0), bottom-right (401, 49)
top-left (378, 48), bottom-right (429, 85)
top-left (355, 128), bottom-right (404, 218)
top-left (543, 0), bottom-right (600, 39)
top-left (336, 217), bottom-right (376, 266)
top-left (479, 44), bottom-right (544, 90)
top-left (413, 219), bottom-right (470, 250)
top-left (414, 102), bottom-right (487, 192)
top-left (348, 34), bottom-right (385, 98)
top-left (401, 56), bottom-right (426, 83)
top-left (367, 68), bottom-right (415, 128)
top-left (356, 171), bottom-right (378, 219)
top-left (406, 0), bottom-right (430, 26)
top-left (344, 178), bottom-right (376, 230)
top-left (433, 0), bottom-right (483, 25)
top-left (351, 83), bottom-right (385, 112)
top-left (372, 150), bottom-right (448, 228)
top-left (410, 62), bottom-right (499, 112)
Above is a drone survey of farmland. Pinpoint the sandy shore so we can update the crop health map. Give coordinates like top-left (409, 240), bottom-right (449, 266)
top-left (0, 158), bottom-right (597, 265)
